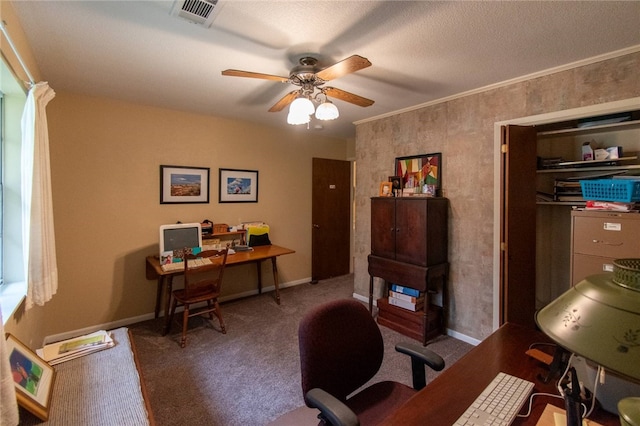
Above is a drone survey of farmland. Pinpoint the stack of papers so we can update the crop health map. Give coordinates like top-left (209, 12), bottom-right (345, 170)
top-left (584, 200), bottom-right (638, 212)
top-left (38, 330), bottom-right (114, 365)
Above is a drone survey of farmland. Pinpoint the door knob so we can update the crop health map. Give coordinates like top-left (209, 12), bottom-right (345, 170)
top-left (313, 224), bottom-right (320, 229)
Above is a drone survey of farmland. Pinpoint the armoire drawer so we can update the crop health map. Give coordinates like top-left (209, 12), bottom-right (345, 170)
top-left (572, 214), bottom-right (640, 259)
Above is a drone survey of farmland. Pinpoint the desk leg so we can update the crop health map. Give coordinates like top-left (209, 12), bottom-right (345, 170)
top-left (271, 257), bottom-right (281, 305)
top-left (256, 261), bottom-right (263, 294)
top-left (155, 276), bottom-right (164, 319)
top-left (161, 276), bottom-right (174, 334)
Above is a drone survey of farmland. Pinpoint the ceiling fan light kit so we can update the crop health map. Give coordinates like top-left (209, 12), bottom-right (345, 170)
top-left (222, 54), bottom-right (374, 125)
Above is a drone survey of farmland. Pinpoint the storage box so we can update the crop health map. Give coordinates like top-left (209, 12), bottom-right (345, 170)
top-left (580, 179), bottom-right (640, 203)
top-left (213, 223), bottom-right (229, 233)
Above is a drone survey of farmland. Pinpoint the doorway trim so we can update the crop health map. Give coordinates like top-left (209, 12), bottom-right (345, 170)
top-left (492, 97), bottom-right (640, 330)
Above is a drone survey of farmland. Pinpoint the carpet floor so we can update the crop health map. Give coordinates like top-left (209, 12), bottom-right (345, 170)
top-left (128, 274), bottom-right (473, 425)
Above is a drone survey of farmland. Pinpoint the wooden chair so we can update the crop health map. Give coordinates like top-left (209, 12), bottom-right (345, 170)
top-left (165, 248), bottom-right (228, 348)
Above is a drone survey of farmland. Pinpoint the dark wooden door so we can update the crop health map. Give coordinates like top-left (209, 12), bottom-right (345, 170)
top-left (311, 158), bottom-right (351, 281)
top-left (500, 125), bottom-right (538, 328)
top-left (371, 197), bottom-right (397, 259)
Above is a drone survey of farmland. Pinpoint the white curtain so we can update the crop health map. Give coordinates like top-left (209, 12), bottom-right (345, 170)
top-left (21, 82), bottom-right (58, 309)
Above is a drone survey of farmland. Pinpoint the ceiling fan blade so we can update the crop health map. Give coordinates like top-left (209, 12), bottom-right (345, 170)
top-left (269, 91), bottom-right (299, 112)
top-left (221, 69), bottom-right (289, 82)
top-left (316, 55), bottom-right (372, 81)
top-left (324, 87), bottom-right (374, 107)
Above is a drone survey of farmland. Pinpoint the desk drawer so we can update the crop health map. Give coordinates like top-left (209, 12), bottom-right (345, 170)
top-left (572, 214), bottom-right (640, 258)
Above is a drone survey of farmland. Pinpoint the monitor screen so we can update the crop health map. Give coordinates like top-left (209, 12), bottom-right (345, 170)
top-left (159, 223), bottom-right (202, 263)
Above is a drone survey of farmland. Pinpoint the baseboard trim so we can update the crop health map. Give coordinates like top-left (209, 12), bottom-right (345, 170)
top-left (353, 292), bottom-right (480, 347)
top-left (43, 278), bottom-right (312, 344)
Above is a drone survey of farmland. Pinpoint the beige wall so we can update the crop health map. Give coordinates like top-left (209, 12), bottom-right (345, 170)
top-left (6, 90), bottom-right (349, 347)
top-left (2, 0), bottom-right (350, 348)
top-left (354, 52), bottom-right (640, 341)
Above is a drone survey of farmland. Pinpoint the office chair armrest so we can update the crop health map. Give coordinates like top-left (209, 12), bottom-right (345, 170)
top-left (305, 388), bottom-right (360, 426)
top-left (395, 342), bottom-right (445, 390)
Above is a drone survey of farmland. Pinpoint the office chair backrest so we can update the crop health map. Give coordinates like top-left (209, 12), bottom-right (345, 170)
top-left (183, 248), bottom-right (228, 298)
top-left (299, 299), bottom-right (384, 403)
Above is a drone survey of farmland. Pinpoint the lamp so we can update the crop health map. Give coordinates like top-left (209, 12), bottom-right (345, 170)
top-left (315, 99), bottom-right (339, 121)
top-left (535, 258), bottom-right (640, 425)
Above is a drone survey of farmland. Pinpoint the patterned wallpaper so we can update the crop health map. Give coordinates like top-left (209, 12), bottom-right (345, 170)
top-left (354, 51), bottom-right (640, 341)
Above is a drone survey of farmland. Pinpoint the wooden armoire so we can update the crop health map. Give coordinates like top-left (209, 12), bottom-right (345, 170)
top-left (368, 196), bottom-right (449, 345)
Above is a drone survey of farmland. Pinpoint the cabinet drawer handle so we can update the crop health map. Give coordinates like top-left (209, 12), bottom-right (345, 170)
top-left (591, 239), bottom-right (623, 246)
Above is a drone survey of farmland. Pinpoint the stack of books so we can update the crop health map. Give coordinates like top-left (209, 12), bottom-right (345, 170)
top-left (388, 284), bottom-right (424, 312)
top-left (38, 330), bottom-right (114, 365)
top-left (554, 179), bottom-right (583, 202)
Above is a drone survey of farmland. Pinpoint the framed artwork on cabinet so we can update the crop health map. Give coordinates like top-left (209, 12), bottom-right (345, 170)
top-left (379, 181), bottom-right (393, 197)
top-left (389, 176), bottom-right (402, 197)
top-left (395, 153), bottom-right (442, 196)
top-left (160, 165), bottom-right (210, 204)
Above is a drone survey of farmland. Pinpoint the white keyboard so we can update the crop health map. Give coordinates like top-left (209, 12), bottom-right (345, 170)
top-left (161, 257), bottom-right (212, 272)
top-left (453, 372), bottom-right (534, 426)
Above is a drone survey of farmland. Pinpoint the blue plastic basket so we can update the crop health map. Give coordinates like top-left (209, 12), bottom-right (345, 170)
top-left (580, 179), bottom-right (640, 203)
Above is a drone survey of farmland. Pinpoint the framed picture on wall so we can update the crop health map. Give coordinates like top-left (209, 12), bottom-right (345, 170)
top-left (219, 168), bottom-right (259, 203)
top-left (394, 153), bottom-right (442, 196)
top-left (5, 333), bottom-right (56, 421)
top-left (160, 165), bottom-right (210, 204)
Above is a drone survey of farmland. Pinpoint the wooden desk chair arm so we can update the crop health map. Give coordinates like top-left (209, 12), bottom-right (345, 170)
top-left (395, 342), bottom-right (445, 390)
top-left (305, 388), bottom-right (359, 426)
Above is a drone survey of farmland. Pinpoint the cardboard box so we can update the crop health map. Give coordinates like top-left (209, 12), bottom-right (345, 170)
top-left (594, 148), bottom-right (609, 161)
top-left (606, 146), bottom-right (623, 159)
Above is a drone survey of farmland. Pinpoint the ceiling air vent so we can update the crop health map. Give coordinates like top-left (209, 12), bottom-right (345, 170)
top-left (171, 0), bottom-right (223, 28)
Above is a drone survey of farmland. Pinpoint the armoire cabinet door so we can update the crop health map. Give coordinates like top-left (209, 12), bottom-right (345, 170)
top-left (371, 197), bottom-right (396, 260)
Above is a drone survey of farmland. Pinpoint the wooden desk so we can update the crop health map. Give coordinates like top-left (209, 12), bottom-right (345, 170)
top-left (145, 245), bottom-right (295, 319)
top-left (381, 323), bottom-right (618, 425)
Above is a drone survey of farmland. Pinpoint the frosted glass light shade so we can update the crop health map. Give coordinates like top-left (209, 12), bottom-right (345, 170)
top-left (290, 97), bottom-right (315, 115)
top-left (315, 101), bottom-right (339, 120)
top-left (287, 110), bottom-right (310, 125)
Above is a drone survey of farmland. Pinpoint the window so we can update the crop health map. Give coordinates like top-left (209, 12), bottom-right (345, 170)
top-left (0, 57), bottom-right (28, 321)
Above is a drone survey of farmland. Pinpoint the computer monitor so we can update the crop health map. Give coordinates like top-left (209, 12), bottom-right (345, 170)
top-left (159, 222), bottom-right (202, 264)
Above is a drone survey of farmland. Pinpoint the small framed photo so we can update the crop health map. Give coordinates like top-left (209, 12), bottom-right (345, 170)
top-left (6, 333), bottom-right (56, 421)
top-left (379, 181), bottom-right (393, 197)
top-left (160, 165), bottom-right (210, 204)
top-left (219, 168), bottom-right (259, 203)
top-left (389, 176), bottom-right (402, 196)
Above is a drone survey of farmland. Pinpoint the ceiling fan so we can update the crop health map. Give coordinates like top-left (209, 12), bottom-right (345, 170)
top-left (221, 55), bottom-right (375, 115)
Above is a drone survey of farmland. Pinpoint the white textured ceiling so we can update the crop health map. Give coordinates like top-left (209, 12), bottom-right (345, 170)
top-left (11, 1), bottom-right (640, 140)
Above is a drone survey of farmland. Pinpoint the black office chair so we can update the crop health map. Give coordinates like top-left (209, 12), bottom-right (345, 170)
top-left (298, 299), bottom-right (445, 426)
